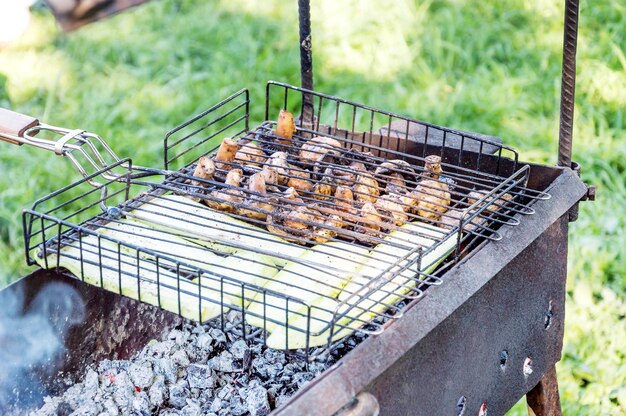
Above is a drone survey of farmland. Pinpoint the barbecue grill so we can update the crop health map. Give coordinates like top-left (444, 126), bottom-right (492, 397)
top-left (0, 1), bottom-right (593, 415)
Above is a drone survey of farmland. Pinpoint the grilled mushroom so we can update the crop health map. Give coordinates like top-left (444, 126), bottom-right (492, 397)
top-left (355, 202), bottom-right (383, 242)
top-left (191, 156), bottom-right (216, 187)
top-left (266, 152), bottom-right (290, 185)
top-left (205, 168), bottom-right (244, 212)
top-left (273, 109), bottom-right (297, 146)
top-left (424, 155), bottom-right (443, 178)
top-left (234, 142), bottom-right (266, 167)
top-left (321, 166), bottom-right (356, 188)
top-left (299, 136), bottom-right (342, 166)
top-left (238, 172), bottom-right (276, 220)
top-left (412, 179), bottom-right (451, 221)
top-left (334, 186), bottom-right (355, 212)
top-left (311, 179), bottom-right (334, 201)
top-left (266, 188), bottom-right (321, 244)
top-left (375, 194), bottom-right (408, 227)
top-left (214, 138), bottom-right (238, 171)
top-left (374, 160), bottom-right (416, 193)
top-left (312, 214), bottom-right (346, 243)
top-left (353, 172), bottom-right (380, 204)
top-left (286, 165), bottom-right (313, 193)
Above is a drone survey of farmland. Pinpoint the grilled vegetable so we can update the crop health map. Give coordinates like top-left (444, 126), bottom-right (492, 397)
top-left (245, 241), bottom-right (369, 333)
top-left (266, 221), bottom-right (457, 349)
top-left (33, 228), bottom-right (224, 321)
top-left (34, 225), bottom-right (279, 321)
top-left (273, 109), bottom-right (296, 146)
top-left (206, 168), bottom-right (244, 212)
top-left (234, 142), bottom-right (266, 167)
top-left (128, 194), bottom-right (306, 267)
top-left (239, 172), bottom-right (276, 221)
top-left (191, 156), bottom-right (216, 188)
top-left (299, 136), bottom-right (342, 166)
top-left (214, 138), bottom-right (238, 171)
top-left (353, 172), bottom-right (380, 204)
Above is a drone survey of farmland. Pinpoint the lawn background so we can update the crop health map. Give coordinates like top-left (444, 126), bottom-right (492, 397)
top-left (0, 0), bottom-right (624, 414)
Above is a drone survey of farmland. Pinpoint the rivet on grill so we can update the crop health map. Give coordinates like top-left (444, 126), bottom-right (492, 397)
top-left (523, 357), bottom-right (533, 377)
top-left (456, 396), bottom-right (467, 416)
top-left (106, 206), bottom-right (122, 219)
top-left (544, 300), bottom-right (553, 330)
top-left (499, 350), bottom-right (508, 369)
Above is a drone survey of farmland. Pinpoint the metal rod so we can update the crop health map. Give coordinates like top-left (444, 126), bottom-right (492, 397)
top-left (557, 0), bottom-right (580, 168)
top-left (298, 0), bottom-right (315, 124)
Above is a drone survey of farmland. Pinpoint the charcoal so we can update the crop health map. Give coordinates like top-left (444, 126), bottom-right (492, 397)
top-left (168, 380), bottom-right (190, 409)
top-left (229, 339), bottom-right (248, 360)
top-left (209, 397), bottom-right (223, 413)
top-left (112, 372), bottom-right (135, 413)
top-left (131, 392), bottom-right (151, 415)
top-left (102, 398), bottom-right (120, 416)
top-left (195, 333), bottom-right (213, 351)
top-left (32, 317), bottom-right (333, 416)
top-left (209, 328), bottom-right (227, 345)
top-left (208, 351), bottom-right (240, 372)
top-left (70, 400), bottom-right (101, 416)
top-left (128, 361), bottom-right (155, 389)
top-left (83, 368), bottom-right (100, 395)
top-left (216, 385), bottom-right (234, 401)
top-left (246, 385), bottom-right (271, 416)
top-left (148, 375), bottom-right (167, 408)
top-left (179, 400), bottom-right (201, 416)
top-left (171, 349), bottom-right (190, 368)
top-left (292, 372), bottom-right (315, 389)
top-left (146, 340), bottom-right (176, 359)
top-left (186, 364), bottom-right (214, 389)
top-left (154, 357), bottom-right (178, 384)
top-left (229, 396), bottom-right (249, 416)
top-left (158, 410), bottom-right (181, 416)
top-left (56, 401), bottom-right (73, 416)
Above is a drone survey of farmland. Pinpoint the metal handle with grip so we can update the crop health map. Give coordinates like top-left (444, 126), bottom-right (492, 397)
top-left (0, 106), bottom-right (122, 187)
top-left (0, 108), bottom-right (40, 145)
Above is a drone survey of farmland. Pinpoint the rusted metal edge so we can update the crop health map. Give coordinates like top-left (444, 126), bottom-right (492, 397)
top-left (272, 167), bottom-right (587, 416)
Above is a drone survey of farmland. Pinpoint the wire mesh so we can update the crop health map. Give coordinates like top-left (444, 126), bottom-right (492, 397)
top-left (24, 82), bottom-right (550, 357)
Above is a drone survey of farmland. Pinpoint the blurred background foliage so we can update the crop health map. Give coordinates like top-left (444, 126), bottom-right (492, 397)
top-left (0, 0), bottom-right (624, 414)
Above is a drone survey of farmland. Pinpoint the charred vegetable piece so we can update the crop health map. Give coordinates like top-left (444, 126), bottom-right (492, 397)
top-left (286, 165), bottom-right (313, 192)
top-left (311, 179), bottom-right (333, 201)
top-left (375, 194), bottom-right (408, 227)
top-left (413, 179), bottom-right (451, 221)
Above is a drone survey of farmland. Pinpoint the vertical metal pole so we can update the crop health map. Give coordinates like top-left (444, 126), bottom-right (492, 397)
top-left (557, 0), bottom-right (580, 168)
top-left (298, 0), bottom-right (314, 124)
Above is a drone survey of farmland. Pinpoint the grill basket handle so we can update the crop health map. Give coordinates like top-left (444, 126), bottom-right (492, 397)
top-left (0, 107), bottom-right (40, 145)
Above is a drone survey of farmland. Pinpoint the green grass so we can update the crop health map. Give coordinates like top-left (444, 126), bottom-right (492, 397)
top-left (0, 0), bottom-right (624, 413)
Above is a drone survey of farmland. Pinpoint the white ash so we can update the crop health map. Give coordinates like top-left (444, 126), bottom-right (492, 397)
top-left (30, 315), bottom-right (335, 416)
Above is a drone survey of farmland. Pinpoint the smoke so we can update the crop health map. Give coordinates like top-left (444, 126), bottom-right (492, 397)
top-left (0, 281), bottom-right (85, 413)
